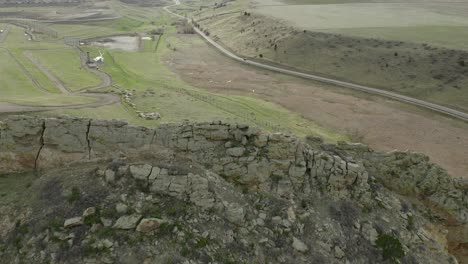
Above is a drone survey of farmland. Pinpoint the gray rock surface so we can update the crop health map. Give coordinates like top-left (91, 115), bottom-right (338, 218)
top-left (136, 218), bottom-right (166, 233)
top-left (292, 237), bottom-right (308, 253)
top-left (64, 217), bottom-right (83, 228)
top-left (113, 215), bottom-right (142, 230)
top-left (0, 116), bottom-right (466, 264)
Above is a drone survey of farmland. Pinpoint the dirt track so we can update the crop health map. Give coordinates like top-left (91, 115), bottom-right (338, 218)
top-left (0, 24), bottom-right (119, 113)
top-left (0, 25), bottom-right (10, 43)
top-left (77, 47), bottom-right (113, 91)
top-left (23, 50), bottom-right (70, 94)
top-left (0, 93), bottom-right (119, 112)
top-left (165, 34), bottom-right (468, 179)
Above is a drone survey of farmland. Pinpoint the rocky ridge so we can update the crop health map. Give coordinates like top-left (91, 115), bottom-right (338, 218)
top-left (0, 116), bottom-right (467, 263)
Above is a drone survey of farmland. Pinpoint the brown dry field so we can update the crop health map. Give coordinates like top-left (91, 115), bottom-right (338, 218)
top-left (164, 35), bottom-right (468, 179)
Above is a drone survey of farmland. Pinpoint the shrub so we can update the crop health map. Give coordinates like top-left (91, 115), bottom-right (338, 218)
top-left (375, 233), bottom-right (405, 263)
top-left (329, 201), bottom-right (360, 227)
top-left (84, 208), bottom-right (101, 226)
top-left (48, 218), bottom-right (63, 231)
top-left (195, 236), bottom-right (210, 249)
top-left (67, 187), bottom-right (80, 204)
top-left (406, 215), bottom-right (415, 231)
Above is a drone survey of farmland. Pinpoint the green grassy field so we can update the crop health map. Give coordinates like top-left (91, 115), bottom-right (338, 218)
top-left (74, 32), bottom-right (345, 141)
top-left (30, 48), bottom-right (101, 91)
top-left (0, 1), bottom-right (348, 142)
top-left (0, 49), bottom-right (96, 106)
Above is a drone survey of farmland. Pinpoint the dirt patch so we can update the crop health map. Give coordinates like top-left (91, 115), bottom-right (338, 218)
top-left (447, 224), bottom-right (468, 263)
top-left (91, 36), bottom-right (140, 52)
top-left (164, 34), bottom-right (468, 178)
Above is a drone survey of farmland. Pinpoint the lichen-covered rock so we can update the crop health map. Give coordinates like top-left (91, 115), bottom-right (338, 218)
top-left (113, 215), bottom-right (142, 230)
top-left (89, 119), bottom-right (154, 159)
top-left (226, 147), bottom-right (245, 157)
top-left (0, 116), bottom-right (44, 172)
top-left (38, 117), bottom-right (90, 169)
top-left (0, 116), bottom-right (466, 264)
top-left (129, 164), bottom-right (152, 181)
top-left (64, 217), bottom-right (83, 228)
top-left (136, 218), bottom-right (166, 233)
top-left (225, 203), bottom-right (245, 225)
top-left (292, 237), bottom-right (308, 253)
top-left (188, 173), bottom-right (215, 209)
top-left (105, 169), bottom-right (116, 183)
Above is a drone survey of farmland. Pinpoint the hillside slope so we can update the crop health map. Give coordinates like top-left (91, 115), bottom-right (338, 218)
top-left (194, 10), bottom-right (468, 112)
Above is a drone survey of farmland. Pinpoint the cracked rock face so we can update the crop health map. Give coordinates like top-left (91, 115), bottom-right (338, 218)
top-left (0, 116), bottom-right (467, 263)
top-left (0, 116), bottom-right (466, 223)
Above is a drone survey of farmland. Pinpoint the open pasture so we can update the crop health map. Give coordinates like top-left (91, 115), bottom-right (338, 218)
top-left (30, 48), bottom-right (102, 91)
top-left (255, 1), bottom-right (468, 49)
top-left (0, 49), bottom-right (96, 106)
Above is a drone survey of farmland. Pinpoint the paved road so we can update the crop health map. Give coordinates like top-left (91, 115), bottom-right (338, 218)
top-left (164, 1), bottom-right (468, 122)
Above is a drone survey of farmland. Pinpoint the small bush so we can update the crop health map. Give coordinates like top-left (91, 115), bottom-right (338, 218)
top-left (15, 221), bottom-right (29, 235)
top-left (67, 187), bottom-right (80, 204)
top-left (166, 200), bottom-right (188, 217)
top-left (157, 222), bottom-right (173, 237)
top-left (406, 215), bottom-right (415, 231)
top-left (95, 227), bottom-right (115, 238)
top-left (195, 236), bottom-right (210, 249)
top-left (100, 207), bottom-right (118, 219)
top-left (48, 218), bottom-right (63, 231)
top-left (144, 206), bottom-right (162, 218)
top-left (84, 208), bottom-right (101, 226)
top-left (375, 233), bottom-right (405, 263)
top-left (329, 201), bottom-right (360, 227)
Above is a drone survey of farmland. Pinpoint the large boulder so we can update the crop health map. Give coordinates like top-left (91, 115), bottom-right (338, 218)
top-left (113, 215), bottom-right (142, 230)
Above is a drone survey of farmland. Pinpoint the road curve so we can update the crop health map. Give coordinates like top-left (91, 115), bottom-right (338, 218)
top-left (163, 2), bottom-right (468, 122)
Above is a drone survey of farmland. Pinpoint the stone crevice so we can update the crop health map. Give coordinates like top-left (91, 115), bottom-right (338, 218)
top-left (86, 119), bottom-right (92, 160)
top-left (34, 120), bottom-right (46, 171)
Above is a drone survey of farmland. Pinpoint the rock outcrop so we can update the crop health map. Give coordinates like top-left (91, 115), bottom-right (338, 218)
top-left (1, 116), bottom-right (466, 223)
top-left (0, 116), bottom-right (466, 263)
